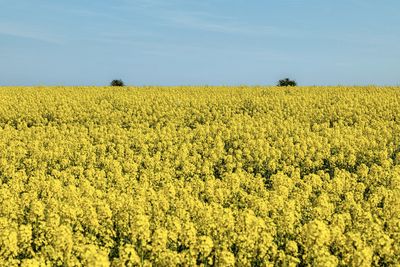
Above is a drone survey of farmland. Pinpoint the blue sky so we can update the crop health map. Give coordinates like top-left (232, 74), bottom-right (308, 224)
top-left (1, 0), bottom-right (399, 86)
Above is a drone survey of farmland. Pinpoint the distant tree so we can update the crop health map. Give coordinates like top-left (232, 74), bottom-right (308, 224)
top-left (110, 79), bottom-right (125, 86)
top-left (277, 78), bottom-right (297, 87)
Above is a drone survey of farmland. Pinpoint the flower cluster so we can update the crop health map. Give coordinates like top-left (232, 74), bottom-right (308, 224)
top-left (0, 86), bottom-right (399, 266)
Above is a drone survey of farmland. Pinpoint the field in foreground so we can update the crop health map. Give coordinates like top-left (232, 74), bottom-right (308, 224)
top-left (0, 86), bottom-right (400, 266)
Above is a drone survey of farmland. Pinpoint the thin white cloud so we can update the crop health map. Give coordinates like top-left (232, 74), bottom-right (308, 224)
top-left (115, 0), bottom-right (282, 36)
top-left (78, 35), bottom-right (293, 61)
top-left (119, 0), bottom-right (182, 9)
top-left (165, 13), bottom-right (278, 35)
top-left (331, 28), bottom-right (400, 45)
top-left (62, 6), bottom-right (129, 23)
top-left (0, 23), bottom-right (65, 44)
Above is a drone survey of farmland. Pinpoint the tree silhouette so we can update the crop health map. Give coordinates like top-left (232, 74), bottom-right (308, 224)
top-left (110, 79), bottom-right (125, 86)
top-left (277, 78), bottom-right (297, 87)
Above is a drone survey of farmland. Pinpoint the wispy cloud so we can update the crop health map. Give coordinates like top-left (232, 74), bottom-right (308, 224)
top-left (112, 0), bottom-right (283, 36)
top-left (62, 6), bottom-right (129, 24)
top-left (164, 13), bottom-right (278, 35)
top-left (0, 22), bottom-right (65, 44)
top-left (78, 34), bottom-right (294, 62)
top-left (69, 0), bottom-right (294, 61)
top-left (119, 0), bottom-right (183, 9)
top-left (0, 25), bottom-right (64, 44)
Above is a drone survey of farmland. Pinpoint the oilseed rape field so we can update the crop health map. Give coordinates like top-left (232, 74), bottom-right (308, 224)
top-left (0, 86), bottom-right (400, 266)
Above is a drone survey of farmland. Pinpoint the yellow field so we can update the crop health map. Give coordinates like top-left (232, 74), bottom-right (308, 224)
top-left (0, 86), bottom-right (399, 266)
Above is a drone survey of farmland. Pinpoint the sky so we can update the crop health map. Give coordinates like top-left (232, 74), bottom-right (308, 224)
top-left (0, 0), bottom-right (399, 86)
